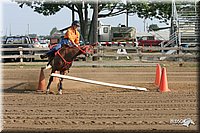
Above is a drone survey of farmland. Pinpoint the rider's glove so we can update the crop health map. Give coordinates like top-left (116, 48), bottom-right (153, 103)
top-left (74, 44), bottom-right (79, 47)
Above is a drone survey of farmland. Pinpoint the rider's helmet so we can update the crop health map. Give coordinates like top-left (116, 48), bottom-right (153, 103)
top-left (72, 20), bottom-right (80, 27)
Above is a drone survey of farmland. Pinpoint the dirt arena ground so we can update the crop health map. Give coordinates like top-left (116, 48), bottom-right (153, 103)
top-left (1, 61), bottom-right (199, 132)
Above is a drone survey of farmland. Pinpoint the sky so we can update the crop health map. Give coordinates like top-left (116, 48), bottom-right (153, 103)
top-left (1, 0), bottom-right (170, 36)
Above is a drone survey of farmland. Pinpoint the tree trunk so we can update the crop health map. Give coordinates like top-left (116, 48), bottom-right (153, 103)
top-left (76, 3), bottom-right (89, 44)
top-left (72, 5), bottom-right (75, 22)
top-left (93, 1), bottom-right (98, 43)
top-left (88, 18), bottom-right (93, 43)
top-left (88, 1), bottom-right (98, 43)
top-left (76, 4), bottom-right (84, 43)
top-left (84, 3), bottom-right (88, 42)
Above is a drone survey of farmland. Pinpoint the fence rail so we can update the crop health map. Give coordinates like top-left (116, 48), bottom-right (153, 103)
top-left (96, 46), bottom-right (198, 51)
top-left (0, 44), bottom-right (198, 62)
top-left (94, 46), bottom-right (198, 61)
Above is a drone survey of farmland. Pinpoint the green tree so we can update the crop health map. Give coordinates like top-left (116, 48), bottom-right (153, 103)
top-left (15, 0), bottom-right (173, 42)
top-left (50, 27), bottom-right (58, 36)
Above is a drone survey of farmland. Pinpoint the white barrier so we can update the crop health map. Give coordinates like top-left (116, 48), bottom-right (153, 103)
top-left (51, 73), bottom-right (147, 91)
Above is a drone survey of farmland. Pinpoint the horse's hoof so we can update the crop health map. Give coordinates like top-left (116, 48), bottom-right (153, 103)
top-left (46, 90), bottom-right (50, 95)
top-left (58, 90), bottom-right (62, 95)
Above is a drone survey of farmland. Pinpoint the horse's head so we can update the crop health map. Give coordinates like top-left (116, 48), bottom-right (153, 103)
top-left (79, 43), bottom-right (97, 57)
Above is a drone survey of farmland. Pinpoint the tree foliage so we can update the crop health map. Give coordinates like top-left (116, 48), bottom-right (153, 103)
top-left (14, 0), bottom-right (173, 41)
top-left (50, 27), bottom-right (58, 36)
top-left (98, 1), bottom-right (172, 22)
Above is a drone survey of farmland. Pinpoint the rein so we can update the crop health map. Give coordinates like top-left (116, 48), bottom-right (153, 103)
top-left (76, 45), bottom-right (86, 54)
top-left (56, 49), bottom-right (72, 66)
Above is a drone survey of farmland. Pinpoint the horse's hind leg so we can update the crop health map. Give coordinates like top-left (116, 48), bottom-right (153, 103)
top-left (46, 70), bottom-right (55, 95)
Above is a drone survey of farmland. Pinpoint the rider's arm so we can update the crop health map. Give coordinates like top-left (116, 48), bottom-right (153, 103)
top-left (74, 32), bottom-right (80, 45)
top-left (65, 29), bottom-right (80, 46)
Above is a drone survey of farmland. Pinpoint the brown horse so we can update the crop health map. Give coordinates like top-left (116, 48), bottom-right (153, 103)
top-left (46, 45), bottom-right (94, 95)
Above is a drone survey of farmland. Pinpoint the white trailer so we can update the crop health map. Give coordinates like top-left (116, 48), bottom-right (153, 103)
top-left (98, 22), bottom-right (136, 42)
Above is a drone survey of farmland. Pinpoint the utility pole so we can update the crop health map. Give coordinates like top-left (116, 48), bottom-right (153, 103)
top-left (27, 24), bottom-right (30, 35)
top-left (9, 24), bottom-right (11, 36)
top-left (5, 28), bottom-right (7, 36)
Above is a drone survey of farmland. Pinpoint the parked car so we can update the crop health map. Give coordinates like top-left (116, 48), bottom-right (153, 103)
top-left (137, 35), bottom-right (168, 46)
top-left (30, 37), bottom-right (41, 48)
top-left (39, 39), bottom-right (49, 48)
top-left (2, 36), bottom-right (35, 62)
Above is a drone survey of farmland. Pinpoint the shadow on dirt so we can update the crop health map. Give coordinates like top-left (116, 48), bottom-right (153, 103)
top-left (3, 82), bottom-right (37, 94)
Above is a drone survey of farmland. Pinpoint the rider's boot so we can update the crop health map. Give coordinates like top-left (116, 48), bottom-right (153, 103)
top-left (40, 54), bottom-right (48, 59)
top-left (45, 55), bottom-right (54, 69)
top-left (45, 64), bottom-right (52, 69)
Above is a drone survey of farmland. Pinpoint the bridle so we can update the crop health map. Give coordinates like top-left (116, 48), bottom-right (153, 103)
top-left (76, 45), bottom-right (87, 54)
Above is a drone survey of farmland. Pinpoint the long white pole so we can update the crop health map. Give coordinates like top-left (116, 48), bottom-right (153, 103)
top-left (51, 73), bottom-right (147, 91)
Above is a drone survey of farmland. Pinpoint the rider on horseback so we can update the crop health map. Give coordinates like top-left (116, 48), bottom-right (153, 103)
top-left (40, 20), bottom-right (80, 59)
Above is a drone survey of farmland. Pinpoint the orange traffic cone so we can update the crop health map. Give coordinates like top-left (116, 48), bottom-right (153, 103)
top-left (154, 64), bottom-right (161, 86)
top-left (159, 67), bottom-right (171, 92)
top-left (37, 68), bottom-right (46, 92)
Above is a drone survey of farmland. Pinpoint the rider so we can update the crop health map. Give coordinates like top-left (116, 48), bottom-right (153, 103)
top-left (40, 20), bottom-right (80, 59)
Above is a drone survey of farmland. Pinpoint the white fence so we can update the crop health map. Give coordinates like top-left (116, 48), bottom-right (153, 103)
top-left (94, 45), bottom-right (198, 61)
top-left (0, 44), bottom-right (198, 63)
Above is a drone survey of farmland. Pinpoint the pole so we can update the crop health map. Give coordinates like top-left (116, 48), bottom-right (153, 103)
top-left (126, 10), bottom-right (128, 27)
top-left (27, 24), bottom-right (29, 35)
top-left (51, 73), bottom-right (147, 91)
top-left (9, 24), bottom-right (11, 36)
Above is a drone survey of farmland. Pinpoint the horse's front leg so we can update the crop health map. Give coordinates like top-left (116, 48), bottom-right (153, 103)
top-left (46, 70), bottom-right (55, 95)
top-left (58, 78), bottom-right (63, 95)
top-left (57, 71), bottom-right (65, 95)
top-left (58, 70), bottom-right (69, 95)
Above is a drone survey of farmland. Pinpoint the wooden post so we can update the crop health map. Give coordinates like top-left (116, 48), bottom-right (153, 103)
top-left (19, 47), bottom-right (23, 63)
top-left (99, 46), bottom-right (103, 61)
top-left (138, 46), bottom-right (142, 62)
top-left (150, 44), bottom-right (152, 52)
top-left (179, 46), bottom-right (183, 62)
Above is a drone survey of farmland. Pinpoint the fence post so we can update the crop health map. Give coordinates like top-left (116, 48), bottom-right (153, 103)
top-left (19, 47), bottom-right (23, 63)
top-left (178, 46), bottom-right (183, 62)
top-left (138, 46), bottom-right (143, 61)
top-left (150, 44), bottom-right (152, 52)
top-left (135, 41), bottom-right (139, 53)
top-left (99, 46), bottom-right (103, 61)
top-left (161, 41), bottom-right (164, 53)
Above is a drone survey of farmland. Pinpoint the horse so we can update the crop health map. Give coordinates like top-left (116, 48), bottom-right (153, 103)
top-left (45, 44), bottom-right (95, 95)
